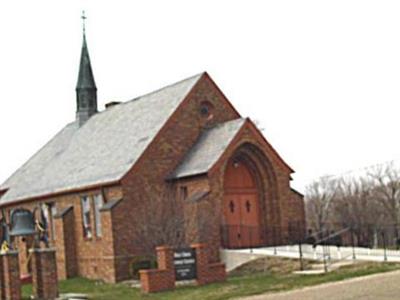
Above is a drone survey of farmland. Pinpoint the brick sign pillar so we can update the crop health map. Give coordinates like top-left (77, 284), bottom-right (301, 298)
top-left (191, 243), bottom-right (226, 285)
top-left (1, 251), bottom-right (21, 300)
top-left (30, 248), bottom-right (59, 300)
top-left (139, 246), bottom-right (175, 293)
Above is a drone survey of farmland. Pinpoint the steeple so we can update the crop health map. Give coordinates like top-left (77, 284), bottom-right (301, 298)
top-left (76, 11), bottom-right (97, 126)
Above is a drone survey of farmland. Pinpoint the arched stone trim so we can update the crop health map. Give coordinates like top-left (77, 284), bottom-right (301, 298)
top-left (220, 142), bottom-right (282, 246)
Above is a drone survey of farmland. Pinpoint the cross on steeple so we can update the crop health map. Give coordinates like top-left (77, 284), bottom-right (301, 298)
top-left (81, 10), bottom-right (87, 35)
top-left (76, 10), bottom-right (97, 126)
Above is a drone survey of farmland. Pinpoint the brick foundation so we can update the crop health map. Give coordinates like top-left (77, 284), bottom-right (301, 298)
top-left (30, 248), bottom-right (58, 300)
top-left (1, 251), bottom-right (21, 300)
top-left (139, 246), bottom-right (175, 293)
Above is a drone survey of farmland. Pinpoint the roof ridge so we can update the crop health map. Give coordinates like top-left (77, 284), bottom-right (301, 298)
top-left (0, 73), bottom-right (205, 205)
top-left (104, 72), bottom-right (204, 111)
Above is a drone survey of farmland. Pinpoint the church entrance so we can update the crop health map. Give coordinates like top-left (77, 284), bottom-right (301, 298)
top-left (222, 157), bottom-right (263, 248)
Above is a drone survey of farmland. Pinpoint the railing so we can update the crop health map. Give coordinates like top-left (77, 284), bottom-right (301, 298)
top-left (222, 224), bottom-right (400, 273)
top-left (221, 222), bottom-right (306, 249)
top-left (220, 225), bottom-right (265, 249)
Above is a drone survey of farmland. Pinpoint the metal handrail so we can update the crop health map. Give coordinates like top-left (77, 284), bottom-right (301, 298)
top-left (314, 227), bottom-right (350, 244)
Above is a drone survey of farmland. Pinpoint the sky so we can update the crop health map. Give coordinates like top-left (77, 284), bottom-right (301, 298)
top-left (0, 1), bottom-right (399, 194)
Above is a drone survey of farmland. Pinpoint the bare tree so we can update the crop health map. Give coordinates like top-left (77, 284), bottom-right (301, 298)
top-left (305, 162), bottom-right (400, 248)
top-left (305, 176), bottom-right (338, 237)
top-left (132, 186), bottom-right (186, 255)
top-left (131, 185), bottom-right (211, 255)
top-left (333, 177), bottom-right (381, 247)
top-left (368, 162), bottom-right (400, 244)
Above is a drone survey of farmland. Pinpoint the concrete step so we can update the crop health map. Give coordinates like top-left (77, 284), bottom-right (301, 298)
top-left (58, 293), bottom-right (89, 300)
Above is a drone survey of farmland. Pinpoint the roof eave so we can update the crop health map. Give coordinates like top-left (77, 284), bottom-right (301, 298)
top-left (166, 172), bottom-right (208, 181)
top-left (0, 180), bottom-right (121, 208)
top-left (246, 118), bottom-right (295, 173)
top-left (291, 187), bottom-right (305, 198)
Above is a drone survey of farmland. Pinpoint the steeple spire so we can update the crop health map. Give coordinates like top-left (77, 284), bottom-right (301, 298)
top-left (76, 10), bottom-right (97, 126)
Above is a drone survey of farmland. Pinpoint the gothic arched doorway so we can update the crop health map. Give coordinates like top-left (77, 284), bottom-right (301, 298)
top-left (222, 156), bottom-right (263, 248)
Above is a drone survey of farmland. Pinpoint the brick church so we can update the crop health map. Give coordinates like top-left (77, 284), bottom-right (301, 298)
top-left (0, 29), bottom-right (305, 283)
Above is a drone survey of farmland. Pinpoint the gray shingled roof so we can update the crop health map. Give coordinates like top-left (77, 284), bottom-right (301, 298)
top-left (170, 118), bottom-right (246, 179)
top-left (0, 73), bottom-right (202, 204)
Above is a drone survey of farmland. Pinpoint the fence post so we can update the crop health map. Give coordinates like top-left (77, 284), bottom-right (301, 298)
top-left (249, 227), bottom-right (253, 253)
top-left (298, 242), bottom-right (304, 271)
top-left (322, 244), bottom-right (328, 273)
top-left (351, 230), bottom-right (356, 260)
top-left (382, 232), bottom-right (387, 262)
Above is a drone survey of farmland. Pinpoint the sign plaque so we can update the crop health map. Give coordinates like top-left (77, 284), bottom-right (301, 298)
top-left (174, 248), bottom-right (197, 281)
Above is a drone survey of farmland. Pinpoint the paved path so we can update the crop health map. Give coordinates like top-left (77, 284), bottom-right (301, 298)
top-left (240, 270), bottom-right (400, 300)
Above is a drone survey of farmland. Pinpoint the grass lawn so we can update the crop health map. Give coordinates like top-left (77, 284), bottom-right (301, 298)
top-left (21, 258), bottom-right (400, 300)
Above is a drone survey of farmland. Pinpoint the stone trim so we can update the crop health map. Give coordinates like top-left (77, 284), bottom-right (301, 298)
top-left (187, 191), bottom-right (210, 202)
top-left (99, 198), bottom-right (122, 211)
top-left (54, 206), bottom-right (73, 219)
top-left (28, 247), bottom-right (57, 253)
top-left (0, 250), bottom-right (18, 256)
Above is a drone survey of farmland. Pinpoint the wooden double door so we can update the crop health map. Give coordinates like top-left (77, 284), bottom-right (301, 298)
top-left (222, 159), bottom-right (263, 248)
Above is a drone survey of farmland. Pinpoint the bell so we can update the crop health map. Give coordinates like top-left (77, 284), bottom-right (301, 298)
top-left (9, 209), bottom-right (36, 236)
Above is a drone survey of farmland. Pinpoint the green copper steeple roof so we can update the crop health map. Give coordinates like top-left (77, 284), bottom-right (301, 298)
top-left (76, 33), bottom-right (96, 90)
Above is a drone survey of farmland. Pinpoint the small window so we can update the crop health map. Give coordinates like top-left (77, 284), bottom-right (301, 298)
top-left (245, 200), bottom-right (251, 213)
top-left (180, 186), bottom-right (188, 200)
top-left (40, 204), bottom-right (49, 226)
top-left (51, 204), bottom-right (57, 240)
top-left (81, 196), bottom-right (92, 239)
top-left (40, 203), bottom-right (56, 241)
top-left (94, 194), bottom-right (104, 237)
top-left (229, 201), bottom-right (235, 213)
top-left (38, 204), bottom-right (49, 244)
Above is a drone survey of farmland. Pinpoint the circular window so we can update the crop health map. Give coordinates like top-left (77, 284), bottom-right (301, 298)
top-left (200, 105), bottom-right (209, 116)
top-left (200, 101), bottom-right (213, 118)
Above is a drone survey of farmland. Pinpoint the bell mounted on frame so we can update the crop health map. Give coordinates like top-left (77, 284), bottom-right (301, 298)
top-left (9, 208), bottom-right (36, 237)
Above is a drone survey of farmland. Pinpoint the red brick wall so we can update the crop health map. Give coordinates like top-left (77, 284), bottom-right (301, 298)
top-left (5, 184), bottom-right (123, 283)
top-left (118, 74), bottom-right (304, 277)
top-left (181, 121), bottom-right (297, 259)
top-left (115, 73), bottom-right (240, 278)
top-left (287, 189), bottom-right (306, 242)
